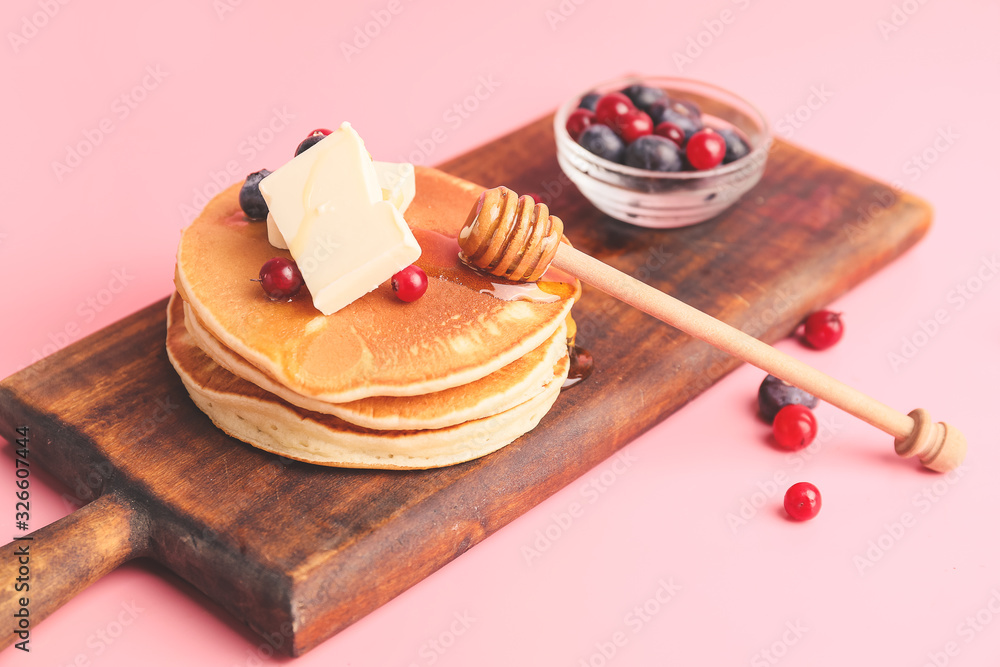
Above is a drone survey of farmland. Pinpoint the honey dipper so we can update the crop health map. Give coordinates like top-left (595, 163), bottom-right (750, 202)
top-left (458, 186), bottom-right (966, 472)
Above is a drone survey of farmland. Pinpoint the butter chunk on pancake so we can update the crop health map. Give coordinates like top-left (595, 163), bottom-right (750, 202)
top-left (166, 294), bottom-right (569, 469)
top-left (175, 167), bottom-right (578, 403)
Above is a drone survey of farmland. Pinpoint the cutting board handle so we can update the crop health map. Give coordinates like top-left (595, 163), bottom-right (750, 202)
top-left (0, 491), bottom-right (148, 651)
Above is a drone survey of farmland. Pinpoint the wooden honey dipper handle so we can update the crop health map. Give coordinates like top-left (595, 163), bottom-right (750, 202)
top-left (459, 187), bottom-right (967, 472)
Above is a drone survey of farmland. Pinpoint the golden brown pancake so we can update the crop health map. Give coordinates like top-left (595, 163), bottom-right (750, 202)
top-left (181, 298), bottom-right (569, 431)
top-left (166, 294), bottom-right (568, 469)
top-left (175, 167), bottom-right (579, 403)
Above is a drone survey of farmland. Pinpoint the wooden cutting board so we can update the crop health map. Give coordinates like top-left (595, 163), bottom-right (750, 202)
top-left (0, 114), bottom-right (930, 656)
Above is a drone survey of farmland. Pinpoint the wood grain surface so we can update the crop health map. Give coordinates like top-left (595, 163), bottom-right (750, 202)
top-left (0, 114), bottom-right (931, 655)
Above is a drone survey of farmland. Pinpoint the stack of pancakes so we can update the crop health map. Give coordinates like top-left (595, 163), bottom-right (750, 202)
top-left (167, 166), bottom-right (581, 469)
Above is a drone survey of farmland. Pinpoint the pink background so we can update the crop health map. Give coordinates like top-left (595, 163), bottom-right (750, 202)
top-left (3, 0), bottom-right (999, 664)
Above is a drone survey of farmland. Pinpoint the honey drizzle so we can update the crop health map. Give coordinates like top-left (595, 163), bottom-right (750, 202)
top-left (563, 345), bottom-right (593, 389)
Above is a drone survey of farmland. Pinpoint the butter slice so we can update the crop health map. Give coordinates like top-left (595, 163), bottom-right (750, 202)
top-left (258, 123), bottom-right (421, 315)
top-left (266, 160), bottom-right (415, 250)
top-left (373, 161), bottom-right (415, 213)
top-left (266, 213), bottom-right (288, 249)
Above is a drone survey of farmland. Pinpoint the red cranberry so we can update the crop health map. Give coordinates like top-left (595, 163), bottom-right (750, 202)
top-left (391, 265), bottom-right (428, 302)
top-left (685, 129), bottom-right (726, 170)
top-left (594, 92), bottom-right (635, 130)
top-left (772, 404), bottom-right (818, 451)
top-left (653, 122), bottom-right (685, 147)
top-left (617, 110), bottom-right (654, 144)
top-left (784, 482), bottom-right (822, 520)
top-left (802, 310), bottom-right (844, 350)
top-left (566, 109), bottom-right (597, 141)
top-left (257, 257), bottom-right (304, 300)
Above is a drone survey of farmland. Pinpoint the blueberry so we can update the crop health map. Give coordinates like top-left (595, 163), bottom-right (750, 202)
top-left (646, 100), bottom-right (669, 123)
top-left (620, 84), bottom-right (666, 112)
top-left (239, 169), bottom-right (271, 221)
top-left (670, 98), bottom-right (702, 120)
top-left (758, 374), bottom-right (819, 423)
top-left (624, 135), bottom-right (683, 172)
top-left (716, 127), bottom-right (751, 164)
top-left (294, 134), bottom-right (325, 156)
top-left (577, 124), bottom-right (626, 163)
top-left (578, 92), bottom-right (601, 112)
top-left (647, 104), bottom-right (703, 140)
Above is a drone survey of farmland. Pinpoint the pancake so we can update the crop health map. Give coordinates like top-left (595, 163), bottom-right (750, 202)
top-left (175, 167), bottom-right (580, 403)
top-left (166, 293), bottom-right (569, 469)
top-left (181, 298), bottom-right (569, 431)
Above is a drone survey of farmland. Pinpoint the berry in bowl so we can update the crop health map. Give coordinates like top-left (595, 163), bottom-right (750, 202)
top-left (554, 76), bottom-right (771, 228)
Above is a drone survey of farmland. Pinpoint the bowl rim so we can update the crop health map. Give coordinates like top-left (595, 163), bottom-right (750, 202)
top-left (554, 75), bottom-right (772, 181)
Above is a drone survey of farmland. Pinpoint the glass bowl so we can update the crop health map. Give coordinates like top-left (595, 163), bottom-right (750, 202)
top-left (554, 76), bottom-right (771, 228)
